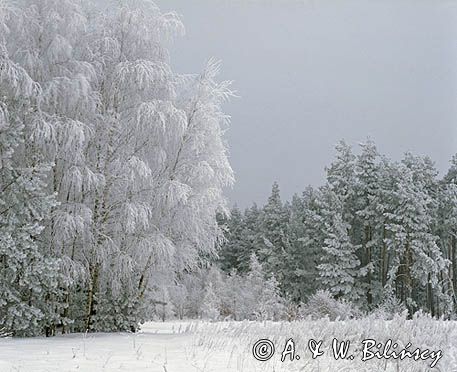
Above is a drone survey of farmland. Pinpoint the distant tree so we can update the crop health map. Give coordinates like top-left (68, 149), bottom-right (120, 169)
top-left (258, 182), bottom-right (289, 290)
top-left (239, 204), bottom-right (263, 271)
top-left (354, 140), bottom-right (380, 308)
top-left (283, 189), bottom-right (321, 302)
top-left (218, 206), bottom-right (249, 272)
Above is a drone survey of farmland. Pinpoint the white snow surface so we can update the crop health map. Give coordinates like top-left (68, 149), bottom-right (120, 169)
top-left (1, 318), bottom-right (457, 371)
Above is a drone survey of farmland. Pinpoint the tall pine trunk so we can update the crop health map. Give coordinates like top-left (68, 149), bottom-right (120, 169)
top-left (365, 225), bottom-right (373, 306)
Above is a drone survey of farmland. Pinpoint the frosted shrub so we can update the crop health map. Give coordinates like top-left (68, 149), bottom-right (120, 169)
top-left (0, 327), bottom-right (11, 338)
top-left (168, 284), bottom-right (188, 320)
top-left (370, 295), bottom-right (408, 320)
top-left (153, 288), bottom-right (174, 322)
top-left (299, 290), bottom-right (361, 320)
top-left (201, 283), bottom-right (220, 321)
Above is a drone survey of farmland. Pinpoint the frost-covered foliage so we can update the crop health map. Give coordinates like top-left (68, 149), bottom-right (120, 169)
top-left (153, 288), bottom-right (174, 322)
top-left (192, 313), bottom-right (457, 371)
top-left (316, 187), bottom-right (363, 302)
top-left (0, 1), bottom-right (61, 336)
top-left (219, 139), bottom-right (457, 318)
top-left (299, 290), bottom-right (361, 321)
top-left (201, 283), bottom-right (220, 321)
top-left (369, 294), bottom-right (408, 321)
top-left (160, 260), bottom-right (287, 322)
top-left (0, 0), bottom-right (233, 335)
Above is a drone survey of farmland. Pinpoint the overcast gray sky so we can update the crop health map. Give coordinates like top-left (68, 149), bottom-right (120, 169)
top-left (156, 0), bottom-right (457, 207)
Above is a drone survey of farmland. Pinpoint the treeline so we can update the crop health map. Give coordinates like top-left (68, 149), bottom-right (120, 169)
top-left (218, 140), bottom-right (457, 317)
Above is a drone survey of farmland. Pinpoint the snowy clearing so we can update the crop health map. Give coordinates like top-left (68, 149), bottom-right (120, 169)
top-left (1, 317), bottom-right (457, 372)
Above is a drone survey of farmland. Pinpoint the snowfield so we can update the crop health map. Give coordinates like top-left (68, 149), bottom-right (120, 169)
top-left (1, 316), bottom-right (456, 372)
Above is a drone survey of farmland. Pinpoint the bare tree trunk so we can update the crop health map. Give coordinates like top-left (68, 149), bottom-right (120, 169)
top-left (365, 225), bottom-right (373, 306)
top-left (427, 273), bottom-right (435, 316)
top-left (452, 235), bottom-right (457, 297)
top-left (85, 263), bottom-right (100, 331)
top-left (403, 240), bottom-right (413, 316)
top-left (381, 225), bottom-right (388, 287)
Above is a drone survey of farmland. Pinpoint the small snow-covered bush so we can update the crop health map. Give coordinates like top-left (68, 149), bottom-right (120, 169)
top-left (299, 290), bottom-right (360, 320)
top-left (181, 259), bottom-right (289, 322)
top-left (0, 328), bottom-right (11, 338)
top-left (201, 283), bottom-right (220, 321)
top-left (370, 295), bottom-right (408, 320)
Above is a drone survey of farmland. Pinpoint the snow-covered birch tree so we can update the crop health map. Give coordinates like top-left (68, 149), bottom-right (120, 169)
top-left (1, 0), bottom-right (234, 334)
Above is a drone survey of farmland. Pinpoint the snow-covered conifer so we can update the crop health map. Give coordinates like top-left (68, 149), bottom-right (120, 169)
top-left (317, 188), bottom-right (363, 302)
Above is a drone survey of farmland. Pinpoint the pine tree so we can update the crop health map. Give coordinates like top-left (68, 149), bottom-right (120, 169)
top-left (218, 206), bottom-right (248, 272)
top-left (283, 189), bottom-right (321, 302)
top-left (326, 140), bottom-right (357, 221)
top-left (383, 156), bottom-right (451, 315)
top-left (437, 154), bottom-right (457, 313)
top-left (317, 187), bottom-right (363, 302)
top-left (354, 140), bottom-right (381, 307)
top-left (238, 203), bottom-right (262, 272)
top-left (258, 182), bottom-right (289, 289)
top-left (437, 179), bottom-right (457, 308)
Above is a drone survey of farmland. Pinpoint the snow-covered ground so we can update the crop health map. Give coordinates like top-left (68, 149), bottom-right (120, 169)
top-left (0, 322), bottom-right (197, 372)
top-left (1, 317), bottom-right (457, 372)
